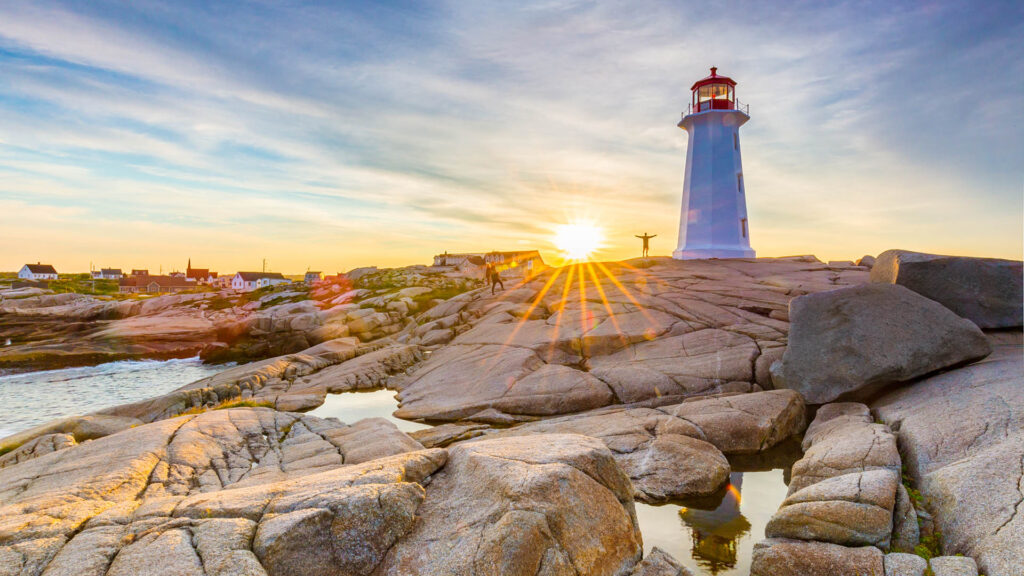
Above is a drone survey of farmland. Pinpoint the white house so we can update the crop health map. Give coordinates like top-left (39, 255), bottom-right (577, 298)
top-left (91, 268), bottom-right (123, 280)
top-left (18, 263), bottom-right (58, 280)
top-left (231, 272), bottom-right (290, 292)
top-left (304, 271), bottom-right (322, 284)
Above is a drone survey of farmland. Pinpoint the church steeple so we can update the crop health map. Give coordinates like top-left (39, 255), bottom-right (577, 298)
top-left (187, 258), bottom-right (192, 272)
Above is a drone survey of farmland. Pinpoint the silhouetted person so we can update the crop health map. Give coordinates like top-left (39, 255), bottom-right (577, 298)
top-left (486, 264), bottom-right (504, 294)
top-left (636, 233), bottom-right (657, 257)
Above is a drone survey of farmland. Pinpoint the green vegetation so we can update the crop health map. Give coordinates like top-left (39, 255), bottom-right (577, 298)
top-left (279, 421), bottom-right (295, 442)
top-left (49, 274), bottom-right (120, 295)
top-left (412, 285), bottom-right (472, 306)
top-left (900, 464), bottom-right (944, 567)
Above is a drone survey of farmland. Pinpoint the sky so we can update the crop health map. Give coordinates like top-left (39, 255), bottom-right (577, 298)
top-left (1, 0), bottom-right (1021, 274)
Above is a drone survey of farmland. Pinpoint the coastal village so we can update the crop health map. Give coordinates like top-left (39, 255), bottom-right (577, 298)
top-left (10, 250), bottom-right (547, 295)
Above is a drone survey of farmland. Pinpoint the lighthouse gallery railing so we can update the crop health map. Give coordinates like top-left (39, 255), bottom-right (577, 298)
top-left (684, 98), bottom-right (750, 118)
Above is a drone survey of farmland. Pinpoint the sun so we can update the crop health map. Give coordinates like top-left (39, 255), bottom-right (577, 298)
top-left (554, 222), bottom-right (603, 261)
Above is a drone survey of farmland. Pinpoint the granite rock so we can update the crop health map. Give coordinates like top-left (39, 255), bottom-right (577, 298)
top-left (771, 283), bottom-right (990, 404)
top-left (871, 249), bottom-right (1023, 328)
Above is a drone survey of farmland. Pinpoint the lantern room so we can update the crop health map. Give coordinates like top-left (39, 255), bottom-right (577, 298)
top-left (690, 66), bottom-right (737, 113)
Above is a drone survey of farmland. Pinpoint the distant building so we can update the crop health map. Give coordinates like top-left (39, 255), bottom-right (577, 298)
top-left (231, 272), bottom-right (290, 292)
top-left (91, 268), bottom-right (123, 280)
top-left (185, 259), bottom-right (218, 284)
top-left (304, 271), bottom-right (322, 284)
top-left (119, 275), bottom-right (193, 294)
top-left (432, 250), bottom-right (545, 276)
top-left (130, 269), bottom-right (149, 277)
top-left (18, 263), bottom-right (58, 280)
top-left (210, 275), bottom-right (232, 289)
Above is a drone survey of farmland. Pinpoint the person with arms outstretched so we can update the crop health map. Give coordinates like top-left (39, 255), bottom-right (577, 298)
top-left (636, 233), bottom-right (657, 257)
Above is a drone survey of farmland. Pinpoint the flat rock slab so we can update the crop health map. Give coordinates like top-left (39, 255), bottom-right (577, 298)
top-left (766, 470), bottom-right (897, 547)
top-left (873, 338), bottom-right (1024, 575)
top-left (871, 249), bottom-right (1023, 328)
top-left (771, 283), bottom-right (991, 404)
top-left (750, 538), bottom-right (884, 576)
top-left (928, 556), bottom-right (979, 576)
top-left (788, 402), bottom-right (901, 494)
top-left (884, 552), bottom-right (927, 576)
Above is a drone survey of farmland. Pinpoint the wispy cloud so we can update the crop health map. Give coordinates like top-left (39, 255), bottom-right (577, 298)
top-left (0, 0), bottom-right (1020, 273)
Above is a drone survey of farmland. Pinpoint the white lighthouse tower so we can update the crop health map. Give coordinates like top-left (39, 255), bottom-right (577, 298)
top-left (673, 67), bottom-right (755, 260)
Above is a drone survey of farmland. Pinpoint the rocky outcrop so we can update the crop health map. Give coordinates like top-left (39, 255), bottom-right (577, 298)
top-left (0, 292), bottom-right (221, 372)
top-left (393, 257), bottom-right (866, 423)
top-left (790, 403), bottom-right (901, 495)
top-left (750, 538), bottom-right (884, 575)
top-left (0, 415), bottom-right (142, 462)
top-left (771, 283), bottom-right (991, 404)
top-left (752, 402), bottom-right (903, 574)
top-left (376, 434), bottom-right (643, 575)
top-left (0, 266), bottom-right (478, 372)
top-left (0, 408), bottom-right (653, 576)
top-left (471, 390), bottom-right (805, 502)
top-left (766, 469), bottom-right (898, 546)
top-left (871, 249), bottom-right (1023, 328)
top-left (873, 335), bottom-right (1024, 575)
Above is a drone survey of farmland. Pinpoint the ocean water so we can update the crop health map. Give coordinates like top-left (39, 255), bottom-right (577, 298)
top-left (0, 357), bottom-right (228, 438)
top-left (308, 389), bottom-right (430, 433)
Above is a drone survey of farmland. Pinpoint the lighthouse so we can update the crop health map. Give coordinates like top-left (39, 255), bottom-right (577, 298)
top-left (673, 67), bottom-right (755, 260)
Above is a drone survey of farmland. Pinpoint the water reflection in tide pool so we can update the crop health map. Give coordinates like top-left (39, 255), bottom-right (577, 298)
top-left (635, 443), bottom-right (800, 575)
top-left (308, 389), bottom-right (430, 433)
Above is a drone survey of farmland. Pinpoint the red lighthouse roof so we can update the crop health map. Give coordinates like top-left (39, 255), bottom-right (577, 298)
top-left (690, 66), bottom-right (737, 91)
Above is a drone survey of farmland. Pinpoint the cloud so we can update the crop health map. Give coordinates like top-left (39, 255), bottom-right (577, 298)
top-left (0, 0), bottom-right (1020, 274)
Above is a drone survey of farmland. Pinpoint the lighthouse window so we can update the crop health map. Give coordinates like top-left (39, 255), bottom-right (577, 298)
top-left (737, 173), bottom-right (743, 193)
top-left (741, 218), bottom-right (748, 238)
top-left (733, 132), bottom-right (738, 150)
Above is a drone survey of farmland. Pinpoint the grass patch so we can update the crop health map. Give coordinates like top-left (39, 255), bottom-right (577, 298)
top-left (900, 465), bottom-right (944, 566)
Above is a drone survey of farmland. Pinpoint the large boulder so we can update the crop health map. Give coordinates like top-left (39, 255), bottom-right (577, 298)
top-left (771, 283), bottom-right (991, 404)
top-left (872, 337), bottom-right (1024, 575)
top-left (375, 434), bottom-right (643, 576)
top-left (871, 249), bottom-right (1023, 328)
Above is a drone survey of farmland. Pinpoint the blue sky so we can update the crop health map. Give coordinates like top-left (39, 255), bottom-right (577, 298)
top-left (1, 0), bottom-right (1021, 273)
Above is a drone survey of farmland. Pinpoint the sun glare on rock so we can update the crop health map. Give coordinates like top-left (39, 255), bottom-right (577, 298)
top-left (554, 222), bottom-right (603, 262)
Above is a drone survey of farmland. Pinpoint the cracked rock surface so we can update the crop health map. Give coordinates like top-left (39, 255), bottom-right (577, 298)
top-left (473, 389), bottom-right (805, 502)
top-left (394, 256), bottom-right (866, 423)
top-left (873, 333), bottom-right (1024, 575)
top-left (0, 409), bottom-right (649, 576)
